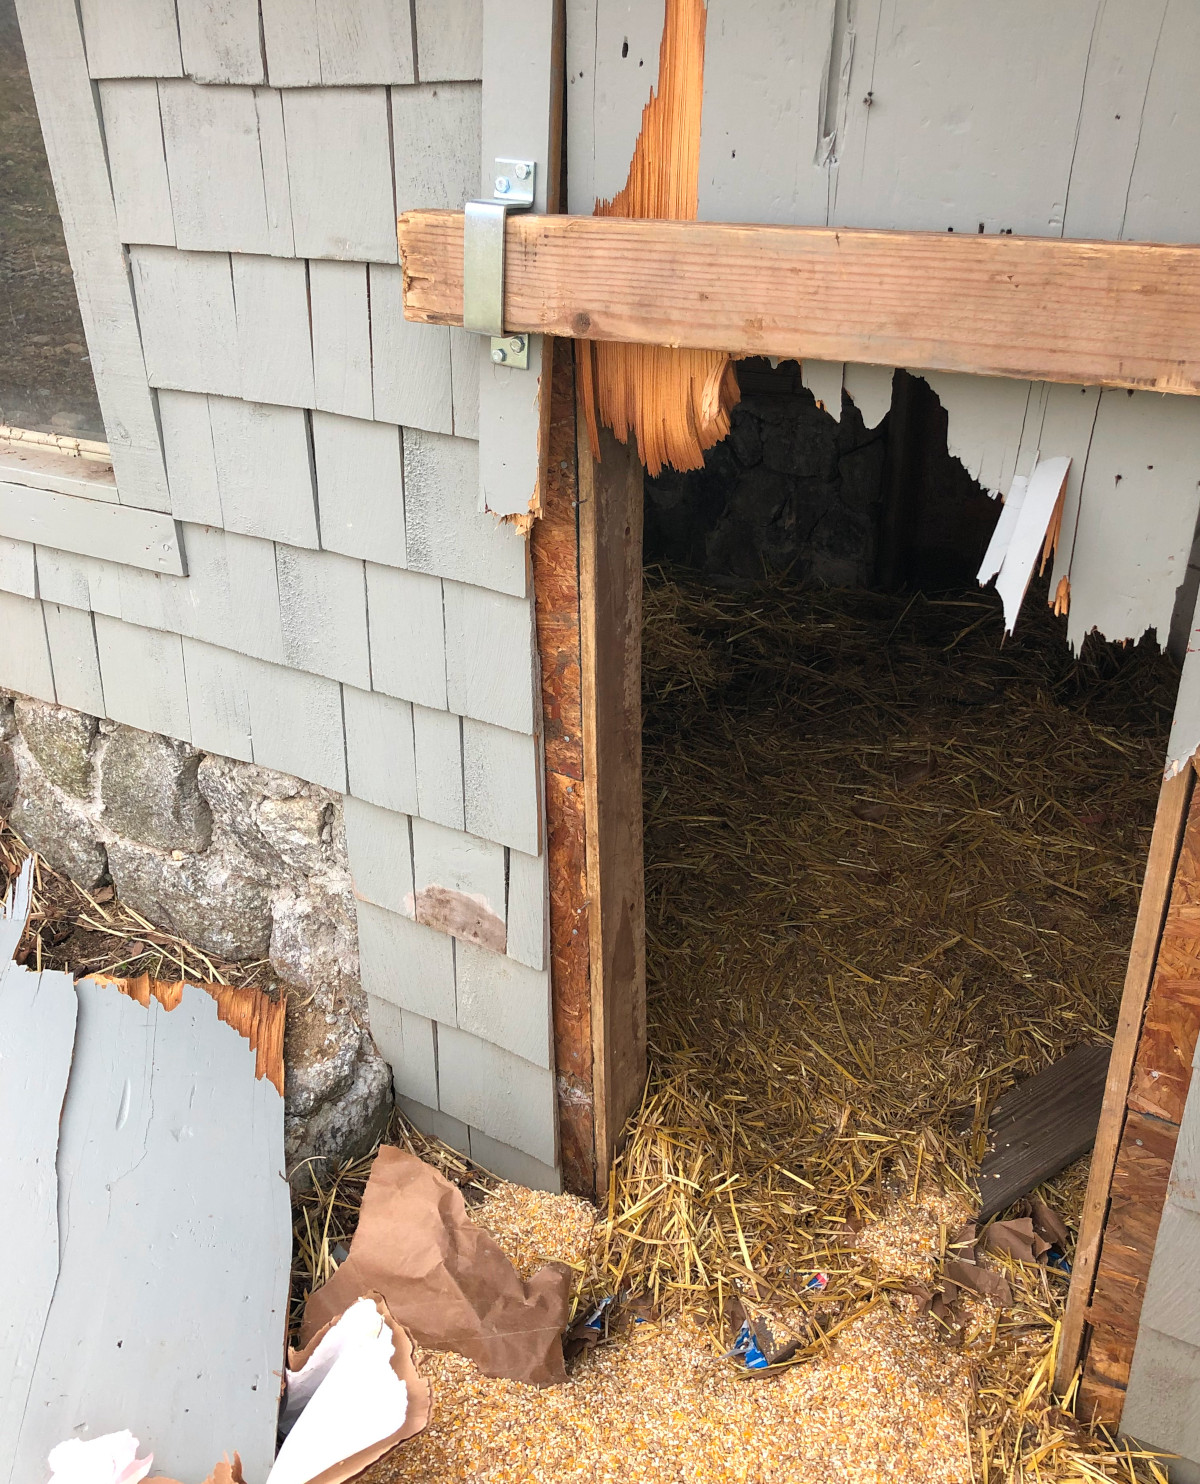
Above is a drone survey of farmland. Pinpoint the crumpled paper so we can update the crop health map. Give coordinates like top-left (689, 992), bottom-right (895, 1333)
top-left (301, 1147), bottom-right (572, 1386)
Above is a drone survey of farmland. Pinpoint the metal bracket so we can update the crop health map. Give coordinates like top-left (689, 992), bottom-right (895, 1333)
top-left (463, 159), bottom-right (536, 370)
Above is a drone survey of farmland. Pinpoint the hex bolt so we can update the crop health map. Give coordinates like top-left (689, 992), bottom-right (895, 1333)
top-left (495, 176), bottom-right (511, 194)
top-left (491, 346), bottom-right (507, 364)
top-left (509, 336), bottom-right (525, 353)
top-left (514, 162), bottom-right (531, 180)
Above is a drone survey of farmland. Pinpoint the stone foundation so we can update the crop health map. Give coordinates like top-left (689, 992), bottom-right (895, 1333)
top-left (0, 690), bottom-right (391, 1179)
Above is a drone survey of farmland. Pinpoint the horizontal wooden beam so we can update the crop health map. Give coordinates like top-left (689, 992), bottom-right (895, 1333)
top-left (399, 210), bottom-right (1200, 395)
top-left (0, 482), bottom-right (185, 574)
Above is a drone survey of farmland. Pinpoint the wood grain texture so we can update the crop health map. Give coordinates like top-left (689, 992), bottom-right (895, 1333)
top-left (0, 962), bottom-right (77, 1467)
top-left (176, 0), bottom-right (265, 84)
top-left (413, 703), bottom-right (465, 830)
top-left (97, 81), bottom-right (175, 247)
top-left (79, 0), bottom-right (183, 77)
top-left (356, 900), bottom-right (456, 1023)
top-left (94, 615), bottom-right (190, 738)
top-left (411, 816), bottom-right (506, 951)
top-left (443, 579), bottom-right (537, 734)
top-left (391, 82), bottom-right (480, 214)
top-left (343, 794), bottom-right (416, 917)
top-left (15, 0), bottom-right (172, 511)
top-left (131, 246), bottom-right (239, 396)
top-left (413, 0), bottom-right (482, 81)
top-left (1070, 773), bottom-right (1200, 1406)
top-left (399, 211), bottom-right (1200, 397)
top-left (181, 636), bottom-right (254, 761)
top-left (369, 265), bottom-right (454, 434)
top-left (8, 979), bottom-right (288, 1484)
top-left (159, 81), bottom-right (271, 254)
top-left (312, 412), bottom-right (406, 566)
top-left (506, 846), bottom-right (547, 973)
top-left (0, 537), bottom-right (36, 600)
top-left (365, 563), bottom-right (448, 711)
top-left (0, 483), bottom-right (184, 574)
top-left (283, 87), bottom-right (398, 263)
top-left (42, 602), bottom-right (104, 715)
top-left (455, 938), bottom-right (552, 1068)
top-left (207, 395), bottom-right (318, 548)
top-left (262, 0), bottom-right (414, 84)
top-left (343, 685), bottom-right (419, 816)
top-left (578, 413), bottom-right (646, 1190)
top-left (232, 254), bottom-right (315, 407)
top-left (462, 717), bottom-right (541, 856)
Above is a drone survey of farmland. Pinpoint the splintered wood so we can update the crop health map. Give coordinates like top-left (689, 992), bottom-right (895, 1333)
top-left (583, 0), bottom-right (739, 475)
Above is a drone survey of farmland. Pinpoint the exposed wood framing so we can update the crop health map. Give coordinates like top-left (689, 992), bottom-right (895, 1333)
top-left (398, 212), bottom-right (1200, 397)
top-left (578, 380), bottom-right (647, 1190)
top-left (1055, 764), bottom-right (1195, 1409)
top-left (585, 0), bottom-right (737, 475)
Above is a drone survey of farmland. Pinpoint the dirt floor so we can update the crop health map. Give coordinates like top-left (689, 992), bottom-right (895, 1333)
top-left (1, 571), bottom-right (1177, 1481)
top-left (0, 0), bottom-right (105, 440)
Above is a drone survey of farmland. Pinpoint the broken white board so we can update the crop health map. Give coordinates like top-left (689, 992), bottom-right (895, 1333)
top-left (981, 456), bottom-right (1070, 634)
top-left (977, 475), bottom-right (1028, 588)
top-left (4, 980), bottom-right (290, 1484)
top-left (801, 360), bottom-right (844, 421)
top-left (0, 859), bottom-right (78, 1464)
top-left (1168, 580), bottom-right (1200, 778)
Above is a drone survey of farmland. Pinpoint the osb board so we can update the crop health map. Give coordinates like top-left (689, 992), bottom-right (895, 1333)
top-left (1082, 786), bottom-right (1200, 1420)
top-left (532, 338), bottom-right (594, 1196)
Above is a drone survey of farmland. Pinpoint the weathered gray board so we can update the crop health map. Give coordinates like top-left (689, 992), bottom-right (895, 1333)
top-left (0, 856), bottom-right (289, 1484)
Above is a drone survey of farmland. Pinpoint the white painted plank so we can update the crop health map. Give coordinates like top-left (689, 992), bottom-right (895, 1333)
top-left (449, 326), bottom-right (480, 440)
top-left (414, 0), bottom-right (482, 81)
top-left (1119, 2), bottom-right (1200, 245)
top-left (0, 858), bottom-right (34, 964)
top-left (158, 391), bottom-right (221, 525)
top-left (97, 81), bottom-right (175, 247)
top-left (242, 653), bottom-right (347, 790)
top-left (0, 439), bottom-right (118, 503)
top-left (920, 372), bottom-right (1032, 496)
top-left (1121, 1327), bottom-right (1200, 1470)
top-left (454, 939), bottom-right (550, 1068)
top-left (368, 265), bottom-right (454, 435)
top-left (79, 0), bottom-right (183, 78)
top-left (0, 538), bottom-right (36, 600)
top-left (276, 545), bottom-right (371, 689)
top-left (15, 0), bottom-right (172, 511)
top-left (506, 847), bottom-right (546, 972)
top-left (260, 0), bottom-right (322, 85)
top-left (477, 0), bottom-right (558, 516)
top-left (411, 816), bottom-right (506, 949)
top-left (802, 360), bottom-right (843, 421)
top-left (436, 1024), bottom-right (556, 1165)
top-left (391, 82), bottom-right (479, 212)
top-left (0, 482), bottom-right (185, 575)
top-left (365, 564), bottom-right (447, 710)
top-left (697, 0), bottom-right (834, 227)
top-left (462, 716), bottom-right (540, 855)
top-left (366, 999), bottom-right (438, 1109)
top-left (94, 615), bottom-right (191, 738)
top-left (130, 246), bottom-right (239, 396)
top-left (841, 364), bottom-right (893, 432)
top-left (159, 81), bottom-right (271, 255)
top-left (343, 685), bottom-right (419, 815)
top-left (0, 963), bottom-right (77, 1468)
top-left (356, 901), bottom-right (456, 1022)
top-left (993, 456), bottom-right (1071, 634)
top-left (207, 396), bottom-right (319, 548)
top-left (176, 0), bottom-right (265, 84)
top-left (344, 795), bottom-right (415, 916)
top-left (316, 0), bottom-right (415, 84)
top-left (43, 603), bottom-right (104, 715)
top-left (1066, 391), bottom-right (1200, 649)
top-left (403, 430), bottom-right (527, 596)
top-left (443, 580), bottom-right (536, 733)
top-left (253, 88), bottom-right (296, 255)
top-left (232, 255), bottom-right (315, 408)
top-left (180, 636), bottom-right (254, 762)
top-left (1034, 384), bottom-right (1103, 597)
top-left (282, 88), bottom-right (398, 262)
top-left (10, 980), bottom-right (288, 1484)
top-left (413, 703), bottom-right (464, 830)
top-left (977, 476), bottom-right (1026, 588)
top-left (310, 260), bottom-right (375, 419)
top-left (1139, 1204), bottom-right (1200, 1348)
top-left (312, 412), bottom-right (406, 567)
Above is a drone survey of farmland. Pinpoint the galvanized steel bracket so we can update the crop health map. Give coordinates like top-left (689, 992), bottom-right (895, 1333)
top-left (463, 159), bottom-right (536, 370)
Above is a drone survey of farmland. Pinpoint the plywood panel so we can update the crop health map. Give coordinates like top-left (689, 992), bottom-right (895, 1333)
top-left (9, 979), bottom-right (288, 1484)
top-left (310, 260), bottom-right (375, 419)
top-left (79, 0), bottom-right (183, 78)
top-left (312, 412), bottom-right (406, 566)
top-left (131, 246), bottom-right (239, 396)
top-left (232, 255), bottom-right (315, 407)
top-left (159, 81), bottom-right (271, 254)
top-left (368, 265), bottom-right (454, 434)
top-left (98, 81), bottom-right (175, 247)
top-left (176, 0), bottom-right (265, 84)
top-left (282, 87), bottom-right (398, 263)
top-left (414, 0), bottom-right (482, 81)
top-left (0, 962), bottom-right (77, 1469)
top-left (365, 564), bottom-right (447, 710)
top-left (276, 545), bottom-right (371, 689)
top-left (402, 429), bottom-right (527, 596)
top-left (16, 0), bottom-right (172, 511)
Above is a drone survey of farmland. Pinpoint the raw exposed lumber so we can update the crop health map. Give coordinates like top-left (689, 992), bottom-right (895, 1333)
top-left (1056, 766), bottom-right (1193, 1393)
top-left (584, 0), bottom-right (738, 476)
top-left (977, 1041), bottom-right (1109, 1220)
top-left (398, 211), bottom-right (1200, 397)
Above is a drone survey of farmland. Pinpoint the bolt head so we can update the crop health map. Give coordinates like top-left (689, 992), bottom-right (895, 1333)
top-left (514, 161), bottom-right (531, 180)
top-left (491, 346), bottom-right (507, 363)
top-left (509, 336), bottom-right (525, 353)
top-left (495, 175), bottom-right (511, 194)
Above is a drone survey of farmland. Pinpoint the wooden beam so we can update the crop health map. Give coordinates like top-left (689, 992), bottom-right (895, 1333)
top-left (1055, 765), bottom-right (1194, 1394)
top-left (399, 211), bottom-right (1200, 396)
top-left (578, 393), bottom-right (647, 1191)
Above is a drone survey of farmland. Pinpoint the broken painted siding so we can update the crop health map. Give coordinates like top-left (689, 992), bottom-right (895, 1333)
top-left (568, 0), bottom-right (1200, 653)
top-left (3, 0), bottom-right (558, 1189)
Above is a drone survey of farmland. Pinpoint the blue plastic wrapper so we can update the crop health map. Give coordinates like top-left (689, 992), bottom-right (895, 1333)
top-left (725, 1320), bottom-right (772, 1371)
